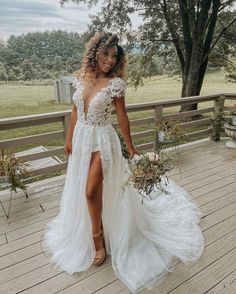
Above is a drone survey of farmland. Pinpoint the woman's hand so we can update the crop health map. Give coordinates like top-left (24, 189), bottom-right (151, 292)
top-left (127, 145), bottom-right (140, 159)
top-left (64, 140), bottom-right (72, 155)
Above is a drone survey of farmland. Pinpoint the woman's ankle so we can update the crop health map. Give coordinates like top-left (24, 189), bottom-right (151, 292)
top-left (93, 230), bottom-right (104, 250)
top-left (93, 230), bottom-right (102, 238)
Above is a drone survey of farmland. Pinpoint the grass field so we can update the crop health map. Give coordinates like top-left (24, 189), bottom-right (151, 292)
top-left (0, 71), bottom-right (236, 119)
top-left (0, 71), bottom-right (235, 147)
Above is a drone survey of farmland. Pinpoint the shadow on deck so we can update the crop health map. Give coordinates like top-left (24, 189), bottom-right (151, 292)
top-left (0, 138), bottom-right (236, 294)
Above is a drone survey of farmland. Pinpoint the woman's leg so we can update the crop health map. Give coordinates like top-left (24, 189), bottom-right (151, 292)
top-left (85, 151), bottom-right (104, 251)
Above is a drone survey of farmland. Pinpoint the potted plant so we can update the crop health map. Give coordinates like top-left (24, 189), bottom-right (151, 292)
top-left (223, 122), bottom-right (236, 149)
top-left (0, 149), bottom-right (30, 218)
top-left (155, 120), bottom-right (185, 144)
top-left (217, 104), bottom-right (236, 148)
top-left (230, 104), bottom-right (236, 126)
top-left (209, 111), bottom-right (225, 141)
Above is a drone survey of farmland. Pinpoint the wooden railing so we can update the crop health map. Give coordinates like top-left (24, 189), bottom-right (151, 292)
top-left (0, 93), bottom-right (236, 177)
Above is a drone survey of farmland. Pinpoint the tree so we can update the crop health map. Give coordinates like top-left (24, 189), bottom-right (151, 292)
top-left (21, 59), bottom-right (35, 80)
top-left (0, 62), bottom-right (8, 81)
top-left (53, 56), bottom-right (64, 72)
top-left (225, 46), bottom-right (236, 82)
top-left (208, 10), bottom-right (236, 78)
top-left (0, 30), bottom-right (86, 81)
top-left (61, 0), bottom-right (236, 110)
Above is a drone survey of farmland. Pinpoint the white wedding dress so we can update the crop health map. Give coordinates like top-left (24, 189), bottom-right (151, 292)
top-left (42, 77), bottom-right (204, 293)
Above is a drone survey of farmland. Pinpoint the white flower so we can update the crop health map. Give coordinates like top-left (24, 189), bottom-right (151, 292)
top-left (145, 152), bottom-right (159, 161)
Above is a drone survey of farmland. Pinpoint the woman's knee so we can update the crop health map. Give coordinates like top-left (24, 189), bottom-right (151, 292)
top-left (86, 182), bottom-right (103, 202)
top-left (85, 184), bottom-right (97, 201)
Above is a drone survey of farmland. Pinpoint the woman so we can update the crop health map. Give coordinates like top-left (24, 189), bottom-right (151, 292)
top-left (42, 32), bottom-right (204, 293)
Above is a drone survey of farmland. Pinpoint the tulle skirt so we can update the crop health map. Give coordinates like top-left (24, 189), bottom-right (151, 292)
top-left (42, 122), bottom-right (204, 293)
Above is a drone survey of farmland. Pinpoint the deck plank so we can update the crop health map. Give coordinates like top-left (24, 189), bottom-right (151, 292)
top-left (175, 160), bottom-right (236, 187)
top-left (0, 230), bottom-right (43, 256)
top-left (149, 229), bottom-right (236, 294)
top-left (169, 247), bottom-right (236, 294)
top-left (0, 261), bottom-right (61, 294)
top-left (19, 259), bottom-right (112, 294)
top-left (0, 241), bottom-right (43, 271)
top-left (206, 270), bottom-right (236, 294)
top-left (5, 211), bottom-right (57, 242)
top-left (11, 198), bottom-right (235, 294)
top-left (0, 139), bottom-right (236, 294)
top-left (0, 207), bottom-right (58, 235)
top-left (0, 233), bottom-right (7, 245)
top-left (58, 266), bottom-right (117, 294)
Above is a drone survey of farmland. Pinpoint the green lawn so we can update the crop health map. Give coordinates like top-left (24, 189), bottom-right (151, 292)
top-left (0, 71), bottom-right (235, 119)
top-left (0, 71), bottom-right (235, 146)
top-left (0, 84), bottom-right (70, 118)
top-left (126, 71), bottom-right (236, 103)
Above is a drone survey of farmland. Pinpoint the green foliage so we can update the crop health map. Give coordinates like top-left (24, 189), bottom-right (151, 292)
top-left (126, 46), bottom-right (181, 88)
top-left (0, 61), bottom-right (8, 81)
top-left (0, 30), bottom-right (85, 81)
top-left (207, 10), bottom-right (236, 82)
top-left (62, 0), bottom-right (236, 97)
top-left (224, 46), bottom-right (236, 83)
top-left (209, 112), bottom-right (224, 141)
top-left (208, 98), bottom-right (235, 141)
top-left (209, 11), bottom-right (236, 63)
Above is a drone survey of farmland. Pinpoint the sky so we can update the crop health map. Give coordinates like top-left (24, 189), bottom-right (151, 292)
top-left (0, 0), bottom-right (141, 40)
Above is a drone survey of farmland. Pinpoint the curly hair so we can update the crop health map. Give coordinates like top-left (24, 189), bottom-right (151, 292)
top-left (77, 32), bottom-right (126, 80)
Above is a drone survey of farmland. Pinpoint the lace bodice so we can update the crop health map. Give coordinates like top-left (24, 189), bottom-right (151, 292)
top-left (72, 77), bottom-right (126, 126)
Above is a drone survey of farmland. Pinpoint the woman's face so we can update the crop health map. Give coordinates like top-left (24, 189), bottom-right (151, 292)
top-left (96, 46), bottom-right (118, 75)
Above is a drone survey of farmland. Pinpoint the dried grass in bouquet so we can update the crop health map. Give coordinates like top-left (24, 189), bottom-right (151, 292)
top-left (117, 121), bottom-right (185, 204)
top-left (129, 151), bottom-right (177, 203)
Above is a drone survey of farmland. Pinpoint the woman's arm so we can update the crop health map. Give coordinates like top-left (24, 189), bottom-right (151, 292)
top-left (64, 104), bottom-right (77, 155)
top-left (113, 96), bottom-right (140, 158)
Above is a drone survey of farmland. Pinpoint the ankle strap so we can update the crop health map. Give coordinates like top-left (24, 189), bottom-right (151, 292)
top-left (93, 230), bottom-right (102, 238)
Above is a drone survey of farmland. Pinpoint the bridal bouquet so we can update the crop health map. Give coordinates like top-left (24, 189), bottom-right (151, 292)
top-left (117, 122), bottom-right (184, 203)
top-left (128, 151), bottom-right (176, 203)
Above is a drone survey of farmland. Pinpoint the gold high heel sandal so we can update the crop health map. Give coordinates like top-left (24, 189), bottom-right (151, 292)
top-left (93, 230), bottom-right (106, 266)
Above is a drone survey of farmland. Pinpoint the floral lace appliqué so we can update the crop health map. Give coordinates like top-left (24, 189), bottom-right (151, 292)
top-left (72, 77), bottom-right (126, 126)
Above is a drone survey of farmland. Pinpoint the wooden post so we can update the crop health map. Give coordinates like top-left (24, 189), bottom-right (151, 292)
top-left (54, 80), bottom-right (60, 103)
top-left (211, 95), bottom-right (225, 141)
top-left (154, 106), bottom-right (163, 151)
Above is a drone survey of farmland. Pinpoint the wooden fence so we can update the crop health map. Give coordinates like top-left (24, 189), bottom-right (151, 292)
top-left (0, 93), bottom-right (236, 177)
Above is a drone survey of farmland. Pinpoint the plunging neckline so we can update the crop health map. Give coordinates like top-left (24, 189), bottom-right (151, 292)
top-left (80, 78), bottom-right (114, 120)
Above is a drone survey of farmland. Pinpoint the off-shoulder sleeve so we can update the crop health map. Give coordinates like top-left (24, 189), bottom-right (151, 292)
top-left (110, 77), bottom-right (126, 99)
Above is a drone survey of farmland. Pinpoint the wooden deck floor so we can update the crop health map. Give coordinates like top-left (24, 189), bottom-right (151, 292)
top-left (0, 138), bottom-right (236, 294)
